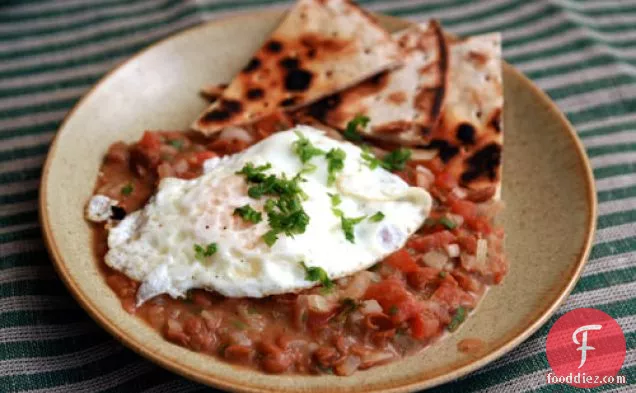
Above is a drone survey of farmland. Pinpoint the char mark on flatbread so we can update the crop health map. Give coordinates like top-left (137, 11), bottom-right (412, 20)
top-left (192, 0), bottom-right (402, 135)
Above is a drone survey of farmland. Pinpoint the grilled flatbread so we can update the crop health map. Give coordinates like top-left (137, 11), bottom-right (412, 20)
top-left (311, 23), bottom-right (503, 196)
top-left (192, 0), bottom-right (401, 135)
top-left (431, 32), bottom-right (503, 196)
top-left (308, 21), bottom-right (448, 145)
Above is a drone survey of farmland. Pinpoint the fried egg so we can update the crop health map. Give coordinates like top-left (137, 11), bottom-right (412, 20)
top-left (105, 126), bottom-right (432, 304)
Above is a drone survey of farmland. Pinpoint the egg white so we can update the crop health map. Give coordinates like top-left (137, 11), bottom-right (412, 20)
top-left (105, 126), bottom-right (432, 304)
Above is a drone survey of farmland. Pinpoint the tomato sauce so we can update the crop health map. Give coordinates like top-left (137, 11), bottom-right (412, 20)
top-left (90, 120), bottom-right (507, 376)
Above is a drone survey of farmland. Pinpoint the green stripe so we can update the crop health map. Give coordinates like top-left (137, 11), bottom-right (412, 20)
top-left (587, 143), bottom-right (636, 158)
top-left (0, 251), bottom-right (49, 270)
top-left (0, 210), bottom-right (38, 229)
top-left (568, 98), bottom-right (636, 125)
top-left (525, 54), bottom-right (619, 81)
top-left (0, 144), bottom-right (48, 163)
top-left (0, 168), bottom-right (41, 185)
top-left (0, 75), bottom-right (99, 100)
top-left (573, 266), bottom-right (636, 294)
top-left (2, 350), bottom-right (143, 392)
top-left (0, 310), bottom-right (88, 329)
top-left (0, 0), bottom-right (189, 31)
top-left (547, 75), bottom-right (636, 102)
top-left (579, 120), bottom-right (636, 138)
top-left (0, 122), bottom-right (59, 143)
top-left (594, 163), bottom-right (636, 179)
top-left (507, 37), bottom-right (636, 67)
top-left (0, 190), bottom-right (39, 205)
top-left (0, 0), bottom-right (173, 22)
top-left (0, 333), bottom-right (112, 360)
top-left (598, 209), bottom-right (636, 229)
top-left (599, 184), bottom-right (636, 203)
top-left (590, 236), bottom-right (636, 260)
top-left (0, 280), bottom-right (66, 298)
top-left (0, 227), bottom-right (41, 244)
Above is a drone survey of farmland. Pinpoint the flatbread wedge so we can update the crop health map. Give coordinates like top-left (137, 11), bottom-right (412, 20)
top-left (311, 23), bottom-right (503, 197)
top-left (192, 0), bottom-right (402, 135)
top-left (308, 21), bottom-right (448, 145)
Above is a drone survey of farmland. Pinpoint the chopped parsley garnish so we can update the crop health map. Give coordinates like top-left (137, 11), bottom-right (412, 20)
top-left (263, 192), bottom-right (310, 245)
top-left (447, 306), bottom-right (467, 332)
top-left (300, 261), bottom-right (333, 289)
top-left (369, 211), bottom-right (385, 222)
top-left (325, 148), bottom-right (346, 185)
top-left (361, 145), bottom-right (382, 169)
top-left (236, 163), bottom-right (311, 246)
top-left (389, 305), bottom-right (399, 315)
top-left (236, 162), bottom-right (272, 183)
top-left (194, 242), bottom-right (217, 260)
top-left (300, 163), bottom-right (317, 174)
top-left (121, 183), bottom-right (134, 196)
top-left (340, 214), bottom-right (367, 243)
top-left (167, 139), bottom-right (183, 150)
top-left (343, 114), bottom-right (369, 142)
top-left (439, 271), bottom-right (448, 278)
top-left (439, 216), bottom-right (457, 230)
top-left (328, 193), bottom-right (341, 206)
top-left (292, 131), bottom-right (325, 163)
top-left (233, 205), bottom-right (262, 224)
top-left (381, 148), bottom-right (412, 171)
top-left (360, 146), bottom-right (412, 171)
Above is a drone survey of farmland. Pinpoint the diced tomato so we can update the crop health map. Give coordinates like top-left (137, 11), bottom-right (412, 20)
top-left (457, 234), bottom-right (478, 254)
top-left (431, 275), bottom-right (473, 309)
top-left (138, 131), bottom-right (162, 151)
top-left (410, 313), bottom-right (440, 340)
top-left (384, 249), bottom-right (419, 273)
top-left (407, 230), bottom-right (456, 253)
top-left (434, 171), bottom-right (457, 190)
top-left (448, 197), bottom-right (492, 234)
top-left (406, 267), bottom-right (441, 289)
top-left (191, 151), bottom-right (217, 165)
top-left (364, 279), bottom-right (420, 324)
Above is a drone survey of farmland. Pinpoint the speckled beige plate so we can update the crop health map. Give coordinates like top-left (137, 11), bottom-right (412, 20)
top-left (40, 11), bottom-right (596, 393)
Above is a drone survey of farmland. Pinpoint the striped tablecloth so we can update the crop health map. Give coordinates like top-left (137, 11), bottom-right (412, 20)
top-left (1, 0), bottom-right (634, 392)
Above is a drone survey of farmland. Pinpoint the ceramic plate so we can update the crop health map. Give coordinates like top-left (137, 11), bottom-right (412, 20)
top-left (40, 11), bottom-right (596, 393)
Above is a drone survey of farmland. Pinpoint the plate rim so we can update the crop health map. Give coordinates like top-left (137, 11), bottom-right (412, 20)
top-left (39, 10), bottom-right (597, 393)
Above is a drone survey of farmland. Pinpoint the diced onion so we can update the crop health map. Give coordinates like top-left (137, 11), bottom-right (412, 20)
top-left (415, 165), bottom-right (435, 189)
top-left (451, 187), bottom-right (468, 199)
top-left (342, 271), bottom-right (373, 299)
top-left (360, 350), bottom-right (396, 369)
top-left (219, 126), bottom-right (253, 143)
top-left (476, 239), bottom-right (488, 266)
top-left (335, 355), bottom-right (361, 376)
top-left (306, 295), bottom-right (335, 313)
top-left (229, 330), bottom-right (252, 346)
top-left (360, 299), bottom-right (383, 315)
top-left (410, 149), bottom-right (438, 161)
top-left (422, 250), bottom-right (449, 270)
top-left (446, 244), bottom-right (461, 258)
